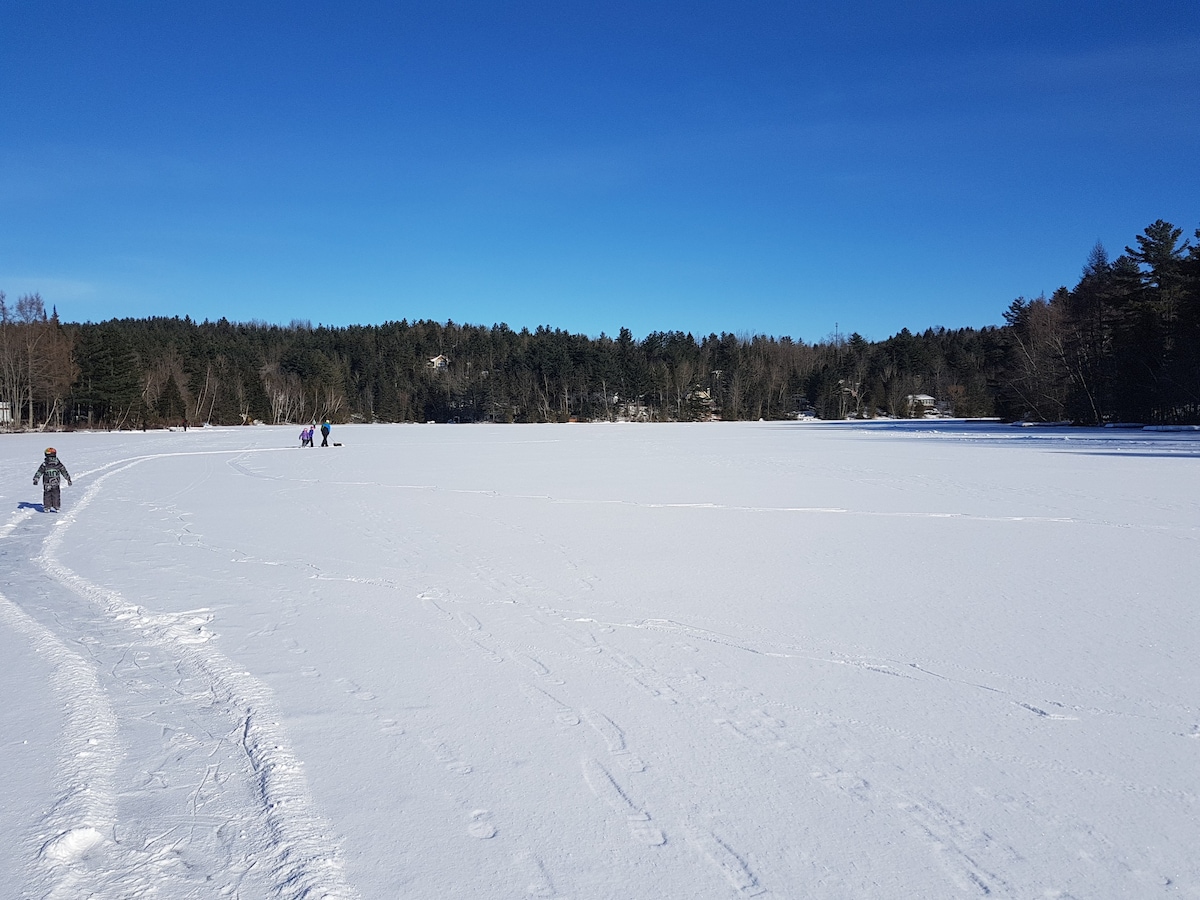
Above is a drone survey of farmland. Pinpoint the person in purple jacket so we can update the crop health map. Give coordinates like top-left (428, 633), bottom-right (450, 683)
top-left (33, 447), bottom-right (72, 513)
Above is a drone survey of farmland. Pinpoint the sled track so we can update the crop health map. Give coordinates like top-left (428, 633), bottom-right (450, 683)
top-left (21, 451), bottom-right (358, 900)
top-left (0, 578), bottom-right (119, 900)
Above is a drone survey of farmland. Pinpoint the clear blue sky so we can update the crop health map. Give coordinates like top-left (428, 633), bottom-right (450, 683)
top-left (2, 1), bottom-right (1197, 342)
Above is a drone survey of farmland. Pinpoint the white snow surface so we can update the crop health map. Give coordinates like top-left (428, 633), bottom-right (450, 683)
top-left (2, 421), bottom-right (1198, 899)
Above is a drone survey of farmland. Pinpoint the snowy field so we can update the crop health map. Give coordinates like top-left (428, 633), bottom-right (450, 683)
top-left (1, 421), bottom-right (1198, 900)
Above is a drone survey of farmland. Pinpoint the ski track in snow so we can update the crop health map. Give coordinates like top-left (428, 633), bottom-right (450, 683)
top-left (3, 449), bottom-right (358, 900)
top-left (0, 580), bottom-right (119, 900)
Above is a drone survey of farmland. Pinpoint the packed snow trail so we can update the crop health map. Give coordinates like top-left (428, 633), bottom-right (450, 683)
top-left (3, 447), bottom-right (357, 900)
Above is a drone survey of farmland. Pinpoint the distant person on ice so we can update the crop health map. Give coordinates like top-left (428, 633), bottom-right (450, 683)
top-left (33, 447), bottom-right (72, 513)
top-left (320, 420), bottom-right (331, 447)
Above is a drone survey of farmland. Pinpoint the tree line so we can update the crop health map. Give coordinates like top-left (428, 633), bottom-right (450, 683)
top-left (997, 219), bottom-right (1200, 424)
top-left (2, 218), bottom-right (1197, 430)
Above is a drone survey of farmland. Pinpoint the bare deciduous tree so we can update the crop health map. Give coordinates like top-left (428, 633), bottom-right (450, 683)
top-left (0, 292), bottom-right (77, 430)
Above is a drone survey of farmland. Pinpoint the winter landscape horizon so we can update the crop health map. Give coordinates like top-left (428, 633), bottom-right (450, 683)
top-left (2, 420), bottom-right (1198, 899)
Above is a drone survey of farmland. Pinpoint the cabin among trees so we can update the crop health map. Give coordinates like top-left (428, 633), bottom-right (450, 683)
top-left (3, 219), bottom-right (1198, 431)
top-left (906, 394), bottom-right (938, 417)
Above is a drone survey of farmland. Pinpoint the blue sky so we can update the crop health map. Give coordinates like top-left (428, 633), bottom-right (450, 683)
top-left (2, 1), bottom-right (1197, 341)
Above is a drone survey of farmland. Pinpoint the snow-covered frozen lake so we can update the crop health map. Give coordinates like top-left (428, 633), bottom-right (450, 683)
top-left (2, 421), bottom-right (1198, 899)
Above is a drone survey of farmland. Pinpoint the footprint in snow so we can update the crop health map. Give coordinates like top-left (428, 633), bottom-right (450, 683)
top-left (41, 826), bottom-right (104, 863)
top-left (468, 809), bottom-right (497, 839)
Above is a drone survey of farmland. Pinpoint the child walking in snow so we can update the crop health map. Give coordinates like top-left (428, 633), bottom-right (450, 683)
top-left (33, 447), bottom-right (72, 513)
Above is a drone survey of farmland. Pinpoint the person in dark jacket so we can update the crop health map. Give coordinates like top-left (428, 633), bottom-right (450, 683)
top-left (320, 420), bottom-right (331, 447)
top-left (33, 447), bottom-right (72, 513)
